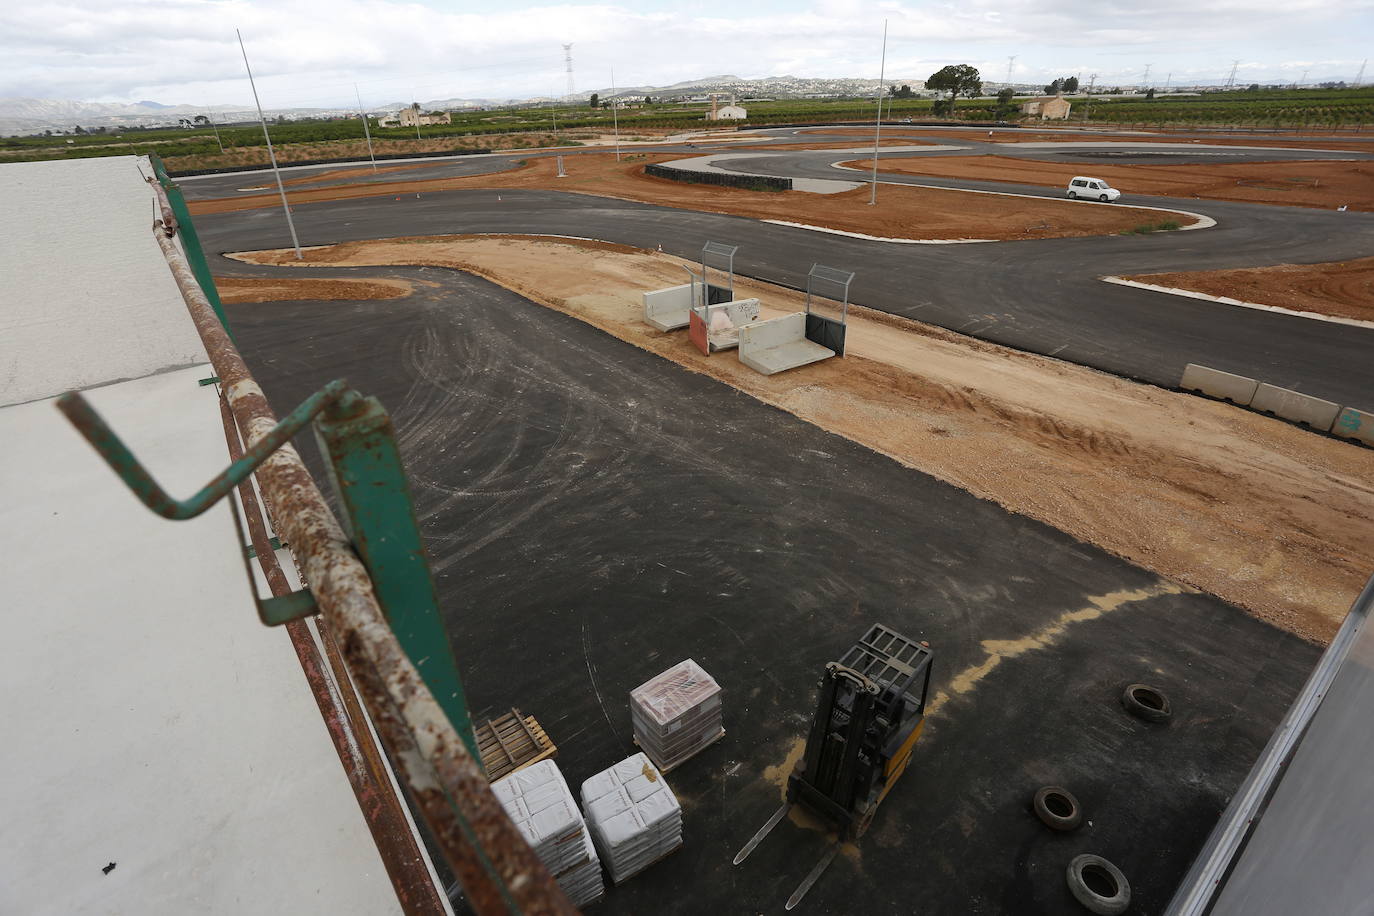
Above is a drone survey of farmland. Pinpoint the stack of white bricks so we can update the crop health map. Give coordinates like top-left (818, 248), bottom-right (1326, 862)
top-left (581, 753), bottom-right (683, 884)
top-left (630, 659), bottom-right (724, 772)
top-left (490, 760), bottom-right (605, 908)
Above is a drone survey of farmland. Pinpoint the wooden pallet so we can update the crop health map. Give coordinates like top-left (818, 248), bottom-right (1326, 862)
top-left (477, 708), bottom-right (556, 781)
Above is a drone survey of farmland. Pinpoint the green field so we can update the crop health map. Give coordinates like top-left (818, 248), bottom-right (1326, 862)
top-left (3, 87), bottom-right (1370, 168)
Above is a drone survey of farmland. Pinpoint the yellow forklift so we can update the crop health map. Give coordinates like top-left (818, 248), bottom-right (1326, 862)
top-left (733, 624), bottom-right (933, 910)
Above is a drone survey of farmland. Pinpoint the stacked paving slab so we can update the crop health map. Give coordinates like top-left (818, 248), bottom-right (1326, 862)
top-left (581, 753), bottom-right (683, 884)
top-left (490, 760), bottom-right (605, 908)
top-left (630, 659), bottom-right (724, 772)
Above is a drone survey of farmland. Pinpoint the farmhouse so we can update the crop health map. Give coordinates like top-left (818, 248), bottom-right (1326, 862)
top-left (1021, 95), bottom-right (1072, 119)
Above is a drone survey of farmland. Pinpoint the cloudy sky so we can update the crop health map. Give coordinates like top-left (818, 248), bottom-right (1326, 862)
top-left (3, 0), bottom-right (1370, 107)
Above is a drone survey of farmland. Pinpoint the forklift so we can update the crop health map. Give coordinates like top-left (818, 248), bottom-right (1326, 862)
top-left (733, 624), bottom-right (933, 910)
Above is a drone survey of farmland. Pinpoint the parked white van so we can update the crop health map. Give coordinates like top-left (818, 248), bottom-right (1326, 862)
top-left (1066, 176), bottom-right (1121, 202)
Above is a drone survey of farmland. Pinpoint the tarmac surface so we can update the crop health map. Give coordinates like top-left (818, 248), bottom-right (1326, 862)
top-left (199, 175), bottom-right (1374, 406)
top-left (222, 267), bottom-right (1321, 915)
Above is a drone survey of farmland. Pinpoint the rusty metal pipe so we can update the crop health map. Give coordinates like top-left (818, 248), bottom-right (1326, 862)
top-left (152, 221), bottom-right (571, 915)
top-left (218, 394), bottom-right (448, 916)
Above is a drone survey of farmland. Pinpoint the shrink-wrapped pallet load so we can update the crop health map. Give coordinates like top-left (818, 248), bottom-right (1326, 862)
top-left (630, 658), bottom-right (724, 772)
top-left (581, 753), bottom-right (683, 884)
top-left (491, 760), bottom-right (605, 907)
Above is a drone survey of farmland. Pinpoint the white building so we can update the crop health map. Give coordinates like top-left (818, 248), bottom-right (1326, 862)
top-left (711, 105), bottom-right (748, 120)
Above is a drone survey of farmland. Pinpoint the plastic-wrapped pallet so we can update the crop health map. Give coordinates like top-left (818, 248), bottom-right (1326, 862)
top-left (630, 659), bottom-right (724, 772)
top-left (582, 752), bottom-right (683, 884)
top-left (491, 760), bottom-right (605, 907)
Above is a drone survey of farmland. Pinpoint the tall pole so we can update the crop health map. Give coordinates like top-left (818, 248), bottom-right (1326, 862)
top-left (355, 84), bottom-right (378, 173)
top-left (1006, 55), bottom-right (1017, 89)
top-left (206, 112), bottom-right (224, 153)
top-left (411, 89), bottom-right (422, 142)
top-left (610, 68), bottom-right (621, 161)
top-left (868, 19), bottom-right (888, 206)
top-left (237, 28), bottom-right (301, 259)
top-left (1142, 63), bottom-right (1152, 89)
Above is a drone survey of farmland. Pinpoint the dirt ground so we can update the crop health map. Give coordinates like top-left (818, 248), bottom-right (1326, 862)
top-left (1127, 257), bottom-right (1374, 322)
top-left (228, 235), bottom-right (1374, 643)
top-left (847, 154), bottom-right (1374, 210)
top-left (214, 275), bottom-right (413, 304)
top-left (802, 126), bottom-right (1374, 152)
top-left (189, 151), bottom-right (1193, 241)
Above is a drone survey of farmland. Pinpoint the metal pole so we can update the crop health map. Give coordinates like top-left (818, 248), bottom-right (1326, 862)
top-left (237, 29), bottom-right (302, 259)
top-left (868, 19), bottom-right (888, 206)
top-left (207, 112), bottom-right (224, 153)
top-left (610, 68), bottom-right (621, 161)
top-left (356, 83), bottom-right (378, 173)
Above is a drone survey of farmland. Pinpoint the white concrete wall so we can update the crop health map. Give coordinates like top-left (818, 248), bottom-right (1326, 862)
top-left (740, 311), bottom-right (805, 353)
top-left (643, 283), bottom-right (693, 318)
top-left (0, 156), bottom-right (206, 407)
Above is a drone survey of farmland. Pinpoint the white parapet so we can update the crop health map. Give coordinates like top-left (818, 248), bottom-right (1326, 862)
top-left (1179, 364), bottom-right (1259, 405)
top-left (1251, 383), bottom-right (1342, 430)
top-left (643, 284), bottom-right (695, 331)
top-left (1332, 407), bottom-right (1374, 447)
top-left (738, 312), bottom-right (835, 376)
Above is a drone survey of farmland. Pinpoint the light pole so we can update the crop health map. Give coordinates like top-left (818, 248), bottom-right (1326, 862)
top-left (355, 84), bottom-right (378, 173)
top-left (868, 19), bottom-right (888, 206)
top-left (236, 28), bottom-right (301, 259)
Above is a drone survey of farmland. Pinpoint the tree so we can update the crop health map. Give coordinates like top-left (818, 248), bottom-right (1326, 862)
top-left (926, 64), bottom-right (982, 117)
top-left (1063, 76), bottom-right (1079, 93)
top-left (995, 87), bottom-right (1015, 117)
top-left (589, 92), bottom-right (599, 108)
top-left (193, 114), bottom-right (209, 125)
top-left (74, 125), bottom-right (86, 134)
top-left (1145, 88), bottom-right (1156, 99)
top-left (1043, 78), bottom-right (1063, 95)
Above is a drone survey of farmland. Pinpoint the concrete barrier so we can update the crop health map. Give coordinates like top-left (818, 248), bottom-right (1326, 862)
top-left (1180, 364), bottom-right (1259, 405)
top-left (687, 299), bottom-right (761, 354)
top-left (1332, 407), bottom-right (1374, 447)
top-left (1250, 383), bottom-right (1342, 429)
top-left (738, 312), bottom-right (835, 376)
top-left (643, 284), bottom-right (694, 331)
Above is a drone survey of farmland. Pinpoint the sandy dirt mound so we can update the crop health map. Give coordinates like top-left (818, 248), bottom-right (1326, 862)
top-left (191, 151), bottom-right (1191, 241)
top-left (1127, 257), bottom-right (1374, 322)
top-left (229, 236), bottom-right (1374, 642)
top-left (848, 154), bottom-right (1374, 210)
top-left (215, 275), bottom-right (413, 304)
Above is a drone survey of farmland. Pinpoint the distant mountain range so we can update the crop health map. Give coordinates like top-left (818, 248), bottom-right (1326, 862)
top-left (2, 73), bottom-right (957, 135)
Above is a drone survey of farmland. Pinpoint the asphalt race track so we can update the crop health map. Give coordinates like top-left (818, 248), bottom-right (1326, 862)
top-left (198, 131), bottom-right (1374, 405)
top-left (195, 130), bottom-right (1369, 911)
top-left (223, 266), bottom-right (1318, 915)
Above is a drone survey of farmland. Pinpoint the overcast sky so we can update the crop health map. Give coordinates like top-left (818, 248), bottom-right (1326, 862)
top-left (3, 0), bottom-right (1370, 107)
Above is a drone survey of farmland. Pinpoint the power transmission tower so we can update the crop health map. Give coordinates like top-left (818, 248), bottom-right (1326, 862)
top-left (563, 44), bottom-right (575, 102)
top-left (1356, 59), bottom-right (1368, 87)
top-left (1006, 55), bottom-right (1017, 89)
top-left (1300, 69), bottom-right (1309, 88)
top-left (1087, 73), bottom-right (1097, 92)
top-left (1142, 63), bottom-right (1152, 88)
top-left (1225, 60), bottom-right (1239, 89)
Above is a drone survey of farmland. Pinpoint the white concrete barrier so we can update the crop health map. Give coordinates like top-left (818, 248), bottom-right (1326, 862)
top-left (1251, 383), bottom-right (1342, 429)
top-left (689, 298), bottom-right (761, 354)
top-left (1180, 364), bottom-right (1259, 405)
top-left (1332, 407), bottom-right (1374, 447)
top-left (738, 312), bottom-right (835, 375)
top-left (643, 284), bottom-right (694, 331)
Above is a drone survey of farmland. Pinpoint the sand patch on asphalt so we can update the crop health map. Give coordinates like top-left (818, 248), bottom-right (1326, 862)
top-left (230, 235), bottom-right (1374, 642)
top-left (215, 275), bottom-right (414, 304)
top-left (1125, 257), bottom-right (1374, 323)
top-left (190, 151), bottom-right (1188, 241)
top-left (848, 154), bottom-right (1374, 210)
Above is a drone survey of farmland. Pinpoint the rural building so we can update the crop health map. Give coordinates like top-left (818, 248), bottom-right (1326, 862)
top-left (1021, 95), bottom-right (1072, 119)
top-left (711, 105), bottom-right (747, 120)
top-left (378, 106), bottom-right (452, 128)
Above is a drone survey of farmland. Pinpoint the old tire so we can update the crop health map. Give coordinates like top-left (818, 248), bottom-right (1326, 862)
top-left (1121, 683), bottom-right (1171, 723)
top-left (1033, 786), bottom-right (1083, 831)
top-left (1067, 854), bottom-right (1130, 915)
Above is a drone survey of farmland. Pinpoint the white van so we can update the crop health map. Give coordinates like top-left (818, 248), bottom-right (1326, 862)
top-left (1067, 176), bottom-right (1120, 202)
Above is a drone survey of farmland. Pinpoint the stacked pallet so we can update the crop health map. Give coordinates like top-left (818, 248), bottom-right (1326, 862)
top-left (582, 753), bottom-right (683, 884)
top-left (476, 708), bottom-right (556, 781)
top-left (490, 760), bottom-right (605, 908)
top-left (630, 659), bottom-right (724, 772)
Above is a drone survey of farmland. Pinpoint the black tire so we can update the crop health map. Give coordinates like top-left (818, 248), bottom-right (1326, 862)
top-left (1099, 193), bottom-right (1110, 202)
top-left (1033, 786), bottom-right (1082, 831)
top-left (1067, 854), bottom-right (1130, 915)
top-left (1068, 190), bottom-right (1078, 199)
top-left (1121, 683), bottom-right (1171, 722)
